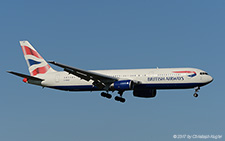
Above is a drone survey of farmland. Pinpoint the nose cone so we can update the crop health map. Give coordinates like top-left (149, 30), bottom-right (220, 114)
top-left (210, 76), bottom-right (213, 82)
top-left (207, 75), bottom-right (214, 83)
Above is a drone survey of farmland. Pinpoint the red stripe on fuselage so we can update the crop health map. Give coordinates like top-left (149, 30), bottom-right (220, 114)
top-left (21, 46), bottom-right (43, 59)
top-left (173, 71), bottom-right (196, 74)
top-left (31, 64), bottom-right (50, 76)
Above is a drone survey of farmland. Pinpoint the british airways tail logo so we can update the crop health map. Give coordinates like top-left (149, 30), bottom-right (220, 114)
top-left (21, 45), bottom-right (50, 76)
top-left (173, 71), bottom-right (197, 78)
top-left (28, 59), bottom-right (41, 66)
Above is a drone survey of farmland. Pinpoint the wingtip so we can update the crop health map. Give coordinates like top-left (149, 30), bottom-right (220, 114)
top-left (48, 61), bottom-right (56, 64)
top-left (7, 71), bottom-right (12, 73)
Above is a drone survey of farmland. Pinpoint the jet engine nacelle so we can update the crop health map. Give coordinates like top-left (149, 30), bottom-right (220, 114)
top-left (133, 87), bottom-right (157, 98)
top-left (110, 80), bottom-right (134, 91)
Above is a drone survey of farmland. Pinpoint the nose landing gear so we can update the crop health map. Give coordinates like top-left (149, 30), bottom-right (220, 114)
top-left (193, 93), bottom-right (198, 97)
top-left (193, 87), bottom-right (200, 98)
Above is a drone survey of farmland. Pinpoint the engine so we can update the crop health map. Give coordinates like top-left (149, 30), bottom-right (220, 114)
top-left (133, 86), bottom-right (157, 98)
top-left (111, 80), bottom-right (134, 91)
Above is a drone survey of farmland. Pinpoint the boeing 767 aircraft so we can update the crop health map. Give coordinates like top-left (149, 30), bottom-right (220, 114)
top-left (8, 41), bottom-right (213, 103)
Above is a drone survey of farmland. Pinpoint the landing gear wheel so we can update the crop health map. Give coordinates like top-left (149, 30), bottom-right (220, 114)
top-left (101, 92), bottom-right (106, 97)
top-left (115, 96), bottom-right (126, 103)
top-left (105, 94), bottom-right (112, 99)
top-left (101, 92), bottom-right (112, 99)
top-left (193, 93), bottom-right (198, 98)
top-left (120, 98), bottom-right (126, 103)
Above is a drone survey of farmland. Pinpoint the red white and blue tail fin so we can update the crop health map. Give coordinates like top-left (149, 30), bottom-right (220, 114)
top-left (20, 41), bottom-right (56, 76)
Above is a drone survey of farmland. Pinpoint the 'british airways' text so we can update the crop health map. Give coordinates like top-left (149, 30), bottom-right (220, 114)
top-left (148, 77), bottom-right (184, 81)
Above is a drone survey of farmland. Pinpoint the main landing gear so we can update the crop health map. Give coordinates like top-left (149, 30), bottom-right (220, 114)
top-left (115, 91), bottom-right (125, 103)
top-left (100, 91), bottom-right (126, 103)
top-left (193, 87), bottom-right (200, 98)
top-left (101, 92), bottom-right (112, 99)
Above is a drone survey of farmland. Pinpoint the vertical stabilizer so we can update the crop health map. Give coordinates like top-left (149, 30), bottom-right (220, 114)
top-left (20, 41), bottom-right (56, 76)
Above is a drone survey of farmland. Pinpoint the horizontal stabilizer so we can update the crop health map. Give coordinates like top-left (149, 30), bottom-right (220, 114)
top-left (7, 71), bottom-right (44, 81)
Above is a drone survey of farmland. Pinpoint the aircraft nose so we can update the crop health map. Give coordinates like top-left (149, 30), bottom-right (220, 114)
top-left (208, 75), bottom-right (213, 83)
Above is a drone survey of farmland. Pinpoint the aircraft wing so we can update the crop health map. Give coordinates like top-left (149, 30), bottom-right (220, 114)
top-left (7, 71), bottom-right (44, 81)
top-left (48, 61), bottom-right (118, 89)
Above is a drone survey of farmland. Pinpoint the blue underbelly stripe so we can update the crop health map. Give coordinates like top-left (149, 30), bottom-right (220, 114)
top-left (48, 83), bottom-right (207, 91)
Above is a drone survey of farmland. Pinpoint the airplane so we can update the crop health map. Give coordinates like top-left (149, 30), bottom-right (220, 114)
top-left (8, 41), bottom-right (213, 103)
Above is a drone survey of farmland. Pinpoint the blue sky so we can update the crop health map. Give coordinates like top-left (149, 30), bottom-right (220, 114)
top-left (1, 0), bottom-right (224, 140)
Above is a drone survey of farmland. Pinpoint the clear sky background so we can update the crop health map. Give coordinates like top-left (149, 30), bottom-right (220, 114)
top-left (0, 0), bottom-right (224, 141)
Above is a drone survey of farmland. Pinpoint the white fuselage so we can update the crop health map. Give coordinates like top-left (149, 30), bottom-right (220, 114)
top-left (37, 68), bottom-right (213, 91)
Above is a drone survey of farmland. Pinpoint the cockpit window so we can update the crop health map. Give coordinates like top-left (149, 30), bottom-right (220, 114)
top-left (200, 72), bottom-right (208, 75)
